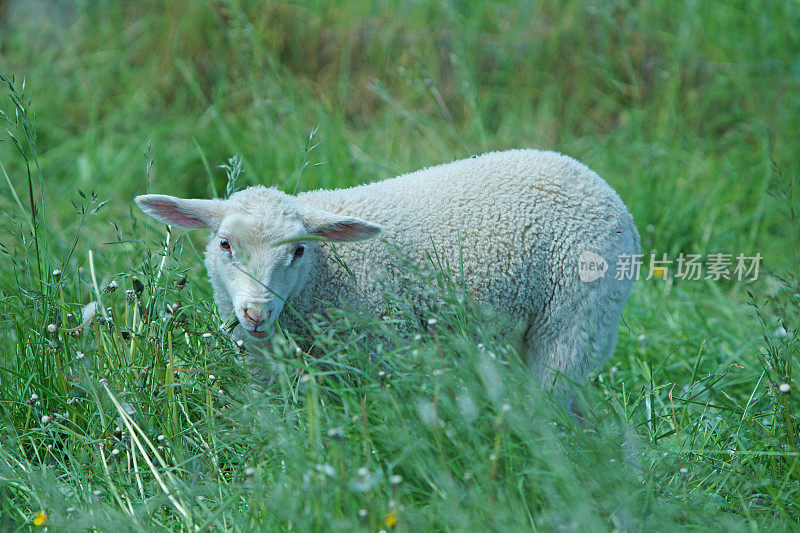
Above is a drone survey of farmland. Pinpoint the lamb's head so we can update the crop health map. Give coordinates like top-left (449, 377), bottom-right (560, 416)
top-left (135, 186), bottom-right (383, 341)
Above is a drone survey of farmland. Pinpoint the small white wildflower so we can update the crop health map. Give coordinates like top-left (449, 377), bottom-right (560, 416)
top-left (93, 489), bottom-right (102, 496)
top-left (75, 351), bottom-right (85, 360)
top-left (315, 464), bottom-right (336, 477)
top-left (680, 467), bottom-right (688, 474)
top-left (413, 334), bottom-right (422, 341)
top-left (244, 466), bottom-right (256, 477)
top-left (378, 370), bottom-right (386, 378)
top-left (327, 426), bottom-right (344, 438)
top-left (157, 445), bottom-right (164, 453)
top-left (295, 346), bottom-right (302, 355)
top-left (357, 466), bottom-right (370, 477)
top-left (411, 350), bottom-right (419, 357)
top-left (501, 403), bottom-right (511, 413)
top-left (109, 280), bottom-right (119, 289)
top-left (463, 472), bottom-right (473, 481)
top-left (209, 375), bottom-right (216, 382)
top-left (432, 368), bottom-right (444, 376)
top-left (82, 302), bottom-right (98, 324)
top-left (427, 318), bottom-right (438, 326)
top-left (488, 453), bottom-right (497, 461)
top-left (46, 444), bottom-right (53, 450)
top-left (773, 326), bottom-right (788, 338)
top-left (202, 332), bottom-right (212, 339)
top-left (157, 434), bottom-right (165, 443)
top-left (300, 373), bottom-right (311, 384)
top-left (30, 393), bottom-right (39, 401)
top-left (779, 382), bottom-right (791, 394)
top-left (358, 509), bottom-right (368, 517)
top-left (390, 474), bottom-right (403, 485)
top-left (111, 448), bottom-right (120, 456)
top-left (46, 323), bottom-right (57, 333)
top-left (41, 415), bottom-right (51, 424)
top-left (637, 334), bottom-right (646, 343)
top-left (236, 340), bottom-right (244, 347)
top-left (52, 269), bottom-right (62, 277)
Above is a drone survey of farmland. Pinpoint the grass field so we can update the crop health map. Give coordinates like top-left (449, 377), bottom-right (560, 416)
top-left (1, 0), bottom-right (799, 530)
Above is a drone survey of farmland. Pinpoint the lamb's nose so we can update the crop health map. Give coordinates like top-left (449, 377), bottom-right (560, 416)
top-left (243, 307), bottom-right (265, 327)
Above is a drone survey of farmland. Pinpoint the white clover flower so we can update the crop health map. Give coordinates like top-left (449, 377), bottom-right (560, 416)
top-left (202, 332), bottom-right (212, 339)
top-left (46, 324), bottom-right (57, 333)
top-left (779, 383), bottom-right (791, 394)
top-left (111, 448), bottom-right (120, 456)
top-left (390, 474), bottom-right (403, 485)
top-left (680, 467), bottom-right (688, 474)
top-left (427, 318), bottom-right (438, 326)
top-left (358, 509), bottom-right (368, 517)
top-left (244, 466), bottom-right (256, 477)
top-left (41, 415), bottom-right (51, 424)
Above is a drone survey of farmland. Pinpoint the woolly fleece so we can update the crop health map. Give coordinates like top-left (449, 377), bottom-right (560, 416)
top-left (144, 149), bottom-right (640, 385)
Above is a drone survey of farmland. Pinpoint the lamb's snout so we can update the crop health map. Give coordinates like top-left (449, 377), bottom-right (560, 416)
top-left (243, 307), bottom-right (266, 328)
top-left (240, 304), bottom-right (273, 339)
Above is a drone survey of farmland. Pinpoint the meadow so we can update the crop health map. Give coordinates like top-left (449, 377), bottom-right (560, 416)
top-left (0, 0), bottom-right (798, 530)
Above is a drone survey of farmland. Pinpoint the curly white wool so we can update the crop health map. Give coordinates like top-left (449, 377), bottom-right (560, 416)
top-left (135, 149), bottom-right (640, 386)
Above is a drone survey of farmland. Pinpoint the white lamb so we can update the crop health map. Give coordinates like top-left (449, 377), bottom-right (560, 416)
top-left (135, 149), bottom-right (639, 387)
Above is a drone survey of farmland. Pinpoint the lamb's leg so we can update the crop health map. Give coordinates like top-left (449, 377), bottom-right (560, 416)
top-left (524, 282), bottom-right (629, 408)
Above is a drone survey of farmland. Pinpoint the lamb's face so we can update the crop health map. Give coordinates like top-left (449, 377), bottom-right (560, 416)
top-left (134, 187), bottom-right (385, 342)
top-left (206, 212), bottom-right (317, 339)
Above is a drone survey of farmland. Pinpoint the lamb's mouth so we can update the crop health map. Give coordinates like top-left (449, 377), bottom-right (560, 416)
top-left (245, 327), bottom-right (269, 339)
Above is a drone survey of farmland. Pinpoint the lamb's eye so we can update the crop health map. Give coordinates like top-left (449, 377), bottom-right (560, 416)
top-left (293, 244), bottom-right (306, 259)
top-left (220, 239), bottom-right (231, 252)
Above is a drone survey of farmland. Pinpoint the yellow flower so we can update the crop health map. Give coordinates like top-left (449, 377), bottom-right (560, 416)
top-left (33, 511), bottom-right (48, 526)
top-left (385, 509), bottom-right (398, 528)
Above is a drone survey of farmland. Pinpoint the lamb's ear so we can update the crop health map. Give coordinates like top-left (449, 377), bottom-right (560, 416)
top-left (299, 206), bottom-right (384, 242)
top-left (135, 194), bottom-right (227, 230)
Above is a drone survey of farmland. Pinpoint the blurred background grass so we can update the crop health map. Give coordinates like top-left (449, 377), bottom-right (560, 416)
top-left (1, 0), bottom-right (799, 529)
top-left (1, 0), bottom-right (797, 262)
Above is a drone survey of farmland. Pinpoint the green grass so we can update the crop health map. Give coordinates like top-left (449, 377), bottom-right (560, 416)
top-left (0, 0), bottom-right (799, 530)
